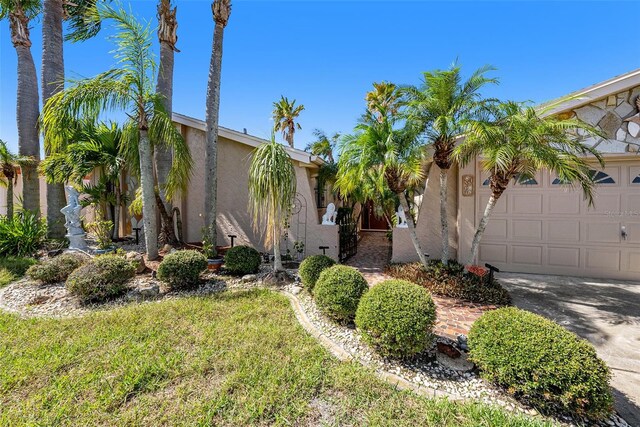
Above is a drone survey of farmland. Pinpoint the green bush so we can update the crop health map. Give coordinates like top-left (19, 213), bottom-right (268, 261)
top-left (0, 211), bottom-right (47, 257)
top-left (26, 253), bottom-right (86, 284)
top-left (314, 265), bottom-right (368, 323)
top-left (157, 250), bottom-right (207, 290)
top-left (386, 260), bottom-right (511, 305)
top-left (299, 255), bottom-right (336, 292)
top-left (469, 307), bottom-right (613, 419)
top-left (223, 245), bottom-right (261, 275)
top-left (355, 279), bottom-right (436, 358)
top-left (66, 255), bottom-right (135, 304)
top-left (0, 256), bottom-right (38, 287)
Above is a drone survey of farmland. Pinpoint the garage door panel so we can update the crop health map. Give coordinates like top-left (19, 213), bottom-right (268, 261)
top-left (483, 219), bottom-right (507, 239)
top-left (547, 247), bottom-right (580, 268)
top-left (512, 220), bottom-right (542, 240)
top-left (626, 194), bottom-right (640, 212)
top-left (628, 252), bottom-right (640, 273)
top-left (624, 222), bottom-right (640, 243)
top-left (587, 194), bottom-right (620, 215)
top-left (548, 193), bottom-right (581, 215)
top-left (585, 248), bottom-right (620, 271)
top-left (512, 194), bottom-right (543, 214)
top-left (480, 193), bottom-right (507, 214)
top-left (547, 221), bottom-right (580, 243)
top-left (479, 244), bottom-right (507, 263)
top-left (512, 245), bottom-right (542, 265)
top-left (585, 222), bottom-right (621, 244)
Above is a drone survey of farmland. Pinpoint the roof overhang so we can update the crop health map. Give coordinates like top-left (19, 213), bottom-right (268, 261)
top-left (172, 112), bottom-right (324, 167)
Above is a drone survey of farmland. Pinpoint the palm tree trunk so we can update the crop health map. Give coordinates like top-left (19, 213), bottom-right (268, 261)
top-left (7, 178), bottom-right (15, 220)
top-left (204, 20), bottom-right (225, 252)
top-left (139, 129), bottom-right (159, 260)
top-left (468, 192), bottom-right (499, 265)
top-left (42, 0), bottom-right (68, 238)
top-left (398, 193), bottom-right (429, 268)
top-left (155, 0), bottom-right (178, 244)
top-left (439, 168), bottom-right (449, 265)
top-left (10, 8), bottom-right (40, 213)
top-left (112, 182), bottom-right (121, 240)
top-left (273, 228), bottom-right (283, 271)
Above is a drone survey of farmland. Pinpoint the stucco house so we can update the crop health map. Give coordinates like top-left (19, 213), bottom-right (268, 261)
top-left (393, 69), bottom-right (640, 280)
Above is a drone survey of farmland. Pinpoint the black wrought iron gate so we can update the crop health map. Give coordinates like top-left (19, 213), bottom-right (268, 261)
top-left (337, 208), bottom-right (357, 262)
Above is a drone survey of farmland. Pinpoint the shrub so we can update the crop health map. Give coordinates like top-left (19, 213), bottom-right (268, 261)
top-left (87, 220), bottom-right (114, 250)
top-left (299, 255), bottom-right (336, 291)
top-left (223, 245), bottom-right (261, 275)
top-left (26, 253), bottom-right (86, 284)
top-left (157, 250), bottom-right (207, 290)
top-left (355, 279), bottom-right (436, 358)
top-left (66, 255), bottom-right (135, 303)
top-left (314, 265), bottom-right (368, 323)
top-left (0, 211), bottom-right (47, 257)
top-left (0, 256), bottom-right (38, 287)
top-left (385, 260), bottom-right (511, 305)
top-left (469, 307), bottom-right (613, 419)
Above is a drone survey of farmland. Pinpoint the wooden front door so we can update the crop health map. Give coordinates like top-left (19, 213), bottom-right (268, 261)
top-left (361, 200), bottom-right (389, 230)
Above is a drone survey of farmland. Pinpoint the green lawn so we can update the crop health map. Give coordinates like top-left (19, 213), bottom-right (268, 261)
top-left (0, 289), bottom-right (555, 426)
top-left (0, 257), bottom-right (37, 288)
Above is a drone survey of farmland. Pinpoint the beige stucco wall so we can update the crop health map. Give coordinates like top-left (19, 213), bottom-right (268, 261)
top-left (391, 166), bottom-right (458, 263)
top-left (180, 125), bottom-right (340, 261)
top-left (0, 174), bottom-right (48, 217)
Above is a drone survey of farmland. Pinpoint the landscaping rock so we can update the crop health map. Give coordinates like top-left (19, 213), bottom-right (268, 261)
top-left (436, 351), bottom-right (475, 373)
top-left (241, 274), bottom-right (258, 283)
top-left (437, 341), bottom-right (461, 359)
top-left (457, 334), bottom-right (469, 351)
top-left (126, 252), bottom-right (146, 274)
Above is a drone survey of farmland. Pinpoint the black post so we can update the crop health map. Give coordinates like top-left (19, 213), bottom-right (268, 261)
top-left (319, 246), bottom-right (329, 256)
top-left (228, 234), bottom-right (237, 247)
top-left (484, 263), bottom-right (500, 284)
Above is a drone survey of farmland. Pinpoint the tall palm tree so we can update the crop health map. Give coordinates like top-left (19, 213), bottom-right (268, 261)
top-left (337, 85), bottom-right (429, 267)
top-left (272, 96), bottom-right (304, 148)
top-left (204, 0), bottom-right (231, 256)
top-left (41, 4), bottom-right (192, 260)
top-left (248, 136), bottom-right (296, 272)
top-left (1, 0), bottom-right (41, 213)
top-left (404, 64), bottom-right (497, 264)
top-left (155, 0), bottom-right (179, 245)
top-left (306, 129), bottom-right (338, 163)
top-left (0, 139), bottom-right (33, 220)
top-left (366, 81), bottom-right (399, 123)
top-left (454, 101), bottom-right (603, 265)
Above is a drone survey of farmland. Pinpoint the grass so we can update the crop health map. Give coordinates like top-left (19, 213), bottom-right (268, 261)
top-left (0, 256), bottom-right (37, 287)
top-left (0, 289), bottom-right (556, 426)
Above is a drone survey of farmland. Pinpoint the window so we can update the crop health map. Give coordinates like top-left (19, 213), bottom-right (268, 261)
top-left (315, 180), bottom-right (326, 208)
top-left (553, 169), bottom-right (615, 185)
top-left (633, 174), bottom-right (640, 184)
top-left (482, 174), bottom-right (538, 186)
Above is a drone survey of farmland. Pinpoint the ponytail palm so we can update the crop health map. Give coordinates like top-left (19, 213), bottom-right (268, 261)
top-left (41, 4), bottom-right (192, 260)
top-left (454, 101), bottom-right (604, 265)
top-left (248, 137), bottom-right (296, 272)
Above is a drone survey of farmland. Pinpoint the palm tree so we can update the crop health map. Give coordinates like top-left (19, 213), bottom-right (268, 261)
top-left (1, 0), bottom-right (41, 213)
top-left (306, 129), bottom-right (338, 163)
top-left (272, 96), bottom-right (304, 148)
top-left (204, 0), bottom-right (231, 256)
top-left (404, 64), bottom-right (497, 264)
top-left (0, 139), bottom-right (33, 220)
top-left (336, 85), bottom-right (429, 267)
top-left (366, 81), bottom-right (399, 123)
top-left (248, 136), bottom-right (296, 272)
top-left (454, 101), bottom-right (603, 265)
top-left (41, 4), bottom-right (192, 261)
top-left (155, 0), bottom-right (179, 245)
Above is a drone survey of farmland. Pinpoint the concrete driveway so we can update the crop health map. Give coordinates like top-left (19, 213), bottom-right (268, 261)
top-left (498, 273), bottom-right (640, 425)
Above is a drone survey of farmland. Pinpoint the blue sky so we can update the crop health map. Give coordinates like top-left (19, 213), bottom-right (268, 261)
top-left (1, 0), bottom-right (639, 153)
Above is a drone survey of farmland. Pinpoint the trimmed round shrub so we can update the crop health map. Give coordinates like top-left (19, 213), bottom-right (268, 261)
top-left (157, 250), bottom-right (207, 289)
top-left (66, 255), bottom-right (135, 303)
top-left (299, 255), bottom-right (336, 292)
top-left (314, 265), bottom-right (368, 323)
top-left (223, 245), bottom-right (261, 275)
top-left (355, 279), bottom-right (436, 358)
top-left (469, 307), bottom-right (613, 419)
top-left (27, 253), bottom-right (86, 284)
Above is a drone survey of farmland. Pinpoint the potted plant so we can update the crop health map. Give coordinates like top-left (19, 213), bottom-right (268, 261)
top-left (202, 226), bottom-right (223, 271)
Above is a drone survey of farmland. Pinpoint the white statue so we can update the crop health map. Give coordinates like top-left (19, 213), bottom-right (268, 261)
top-left (61, 186), bottom-right (88, 250)
top-left (396, 205), bottom-right (408, 228)
top-left (322, 203), bottom-right (337, 225)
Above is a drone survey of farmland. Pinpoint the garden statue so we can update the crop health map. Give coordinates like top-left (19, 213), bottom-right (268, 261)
top-left (61, 186), bottom-right (88, 250)
top-left (321, 203), bottom-right (337, 225)
top-left (396, 205), bottom-right (408, 228)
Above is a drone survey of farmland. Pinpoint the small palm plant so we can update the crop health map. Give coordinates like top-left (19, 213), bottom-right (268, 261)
top-left (272, 96), bottom-right (304, 148)
top-left (248, 135), bottom-right (296, 272)
top-left (41, 3), bottom-right (192, 260)
top-left (454, 101), bottom-right (604, 265)
top-left (0, 139), bottom-right (33, 220)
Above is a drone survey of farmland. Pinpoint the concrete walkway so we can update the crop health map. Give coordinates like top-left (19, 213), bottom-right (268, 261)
top-left (499, 273), bottom-right (640, 425)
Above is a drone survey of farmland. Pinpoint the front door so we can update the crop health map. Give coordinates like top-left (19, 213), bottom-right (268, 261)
top-left (361, 200), bottom-right (389, 230)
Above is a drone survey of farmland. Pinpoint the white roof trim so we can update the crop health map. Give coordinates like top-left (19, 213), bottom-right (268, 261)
top-left (540, 68), bottom-right (640, 116)
top-left (172, 112), bottom-right (322, 167)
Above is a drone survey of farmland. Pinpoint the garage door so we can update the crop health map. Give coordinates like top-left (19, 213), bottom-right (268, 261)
top-left (477, 160), bottom-right (640, 280)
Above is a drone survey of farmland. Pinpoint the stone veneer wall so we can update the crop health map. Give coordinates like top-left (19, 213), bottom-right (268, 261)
top-left (570, 85), bottom-right (640, 153)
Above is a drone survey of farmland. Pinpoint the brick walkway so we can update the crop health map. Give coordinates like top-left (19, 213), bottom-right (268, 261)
top-left (346, 231), bottom-right (495, 340)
